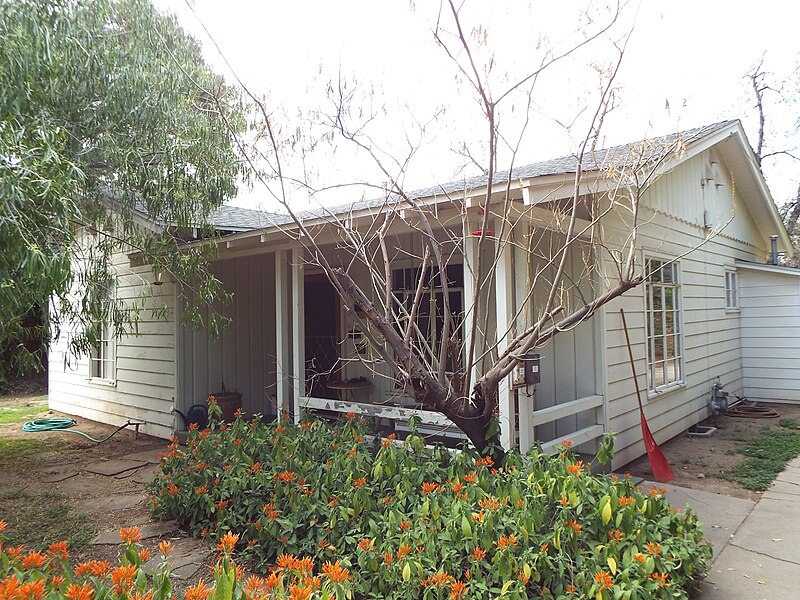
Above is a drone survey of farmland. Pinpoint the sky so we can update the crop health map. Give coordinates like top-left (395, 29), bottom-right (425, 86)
top-left (155, 0), bottom-right (800, 211)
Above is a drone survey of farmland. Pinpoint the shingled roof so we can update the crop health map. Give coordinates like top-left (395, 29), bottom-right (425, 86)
top-left (210, 120), bottom-right (738, 231)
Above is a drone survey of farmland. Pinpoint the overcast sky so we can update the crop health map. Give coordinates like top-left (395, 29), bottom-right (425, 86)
top-left (156, 1), bottom-right (800, 210)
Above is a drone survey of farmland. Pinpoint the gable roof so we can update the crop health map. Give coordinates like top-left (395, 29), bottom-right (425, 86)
top-left (211, 119), bottom-right (791, 254)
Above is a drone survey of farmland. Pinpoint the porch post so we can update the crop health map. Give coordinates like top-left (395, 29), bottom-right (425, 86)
top-left (290, 247), bottom-right (305, 425)
top-left (462, 231), bottom-right (480, 388)
top-left (275, 250), bottom-right (291, 418)
top-left (495, 233), bottom-right (517, 451)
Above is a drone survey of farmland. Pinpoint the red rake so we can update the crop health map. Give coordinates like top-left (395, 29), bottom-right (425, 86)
top-left (620, 309), bottom-right (675, 483)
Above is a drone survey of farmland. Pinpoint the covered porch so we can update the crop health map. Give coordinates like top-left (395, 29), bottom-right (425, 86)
top-left (176, 215), bottom-right (608, 454)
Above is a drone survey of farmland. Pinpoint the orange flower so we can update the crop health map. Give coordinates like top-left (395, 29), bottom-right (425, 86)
top-left (65, 583), bottom-right (94, 600)
top-left (516, 499), bottom-right (524, 508)
top-left (540, 542), bottom-right (549, 553)
top-left (396, 545), bottom-right (411, 560)
top-left (649, 572), bottom-right (669, 588)
top-left (646, 542), bottom-right (661, 556)
top-left (559, 495), bottom-right (570, 507)
top-left (130, 592), bottom-right (154, 600)
top-left (277, 553), bottom-right (298, 570)
top-left (517, 569), bottom-right (530, 584)
top-left (422, 482), bottom-right (444, 495)
top-left (111, 565), bottom-right (138, 595)
top-left (295, 557), bottom-right (313, 574)
top-left (188, 422), bottom-right (199, 431)
top-left (243, 576), bottom-right (265, 596)
top-left (422, 571), bottom-right (454, 587)
top-left (470, 547), bottom-right (486, 561)
top-left (288, 584), bottom-right (312, 600)
top-left (159, 540), bottom-right (173, 556)
top-left (300, 422), bottom-right (313, 430)
top-left (184, 579), bottom-right (213, 600)
top-left (274, 471), bottom-right (297, 484)
top-left (594, 570), bottom-right (613, 592)
top-left (451, 481), bottom-right (465, 493)
top-left (47, 541), bottom-right (70, 561)
top-left (566, 460), bottom-right (584, 475)
top-left (561, 439), bottom-right (574, 449)
top-left (471, 510), bottom-right (485, 523)
top-left (357, 538), bottom-right (372, 552)
top-left (618, 496), bottom-right (634, 507)
top-left (608, 530), bottom-right (623, 542)
top-left (75, 560), bottom-right (111, 578)
top-left (6, 545), bottom-right (23, 559)
top-left (450, 581), bottom-right (467, 599)
top-left (566, 584), bottom-right (577, 593)
top-left (321, 560), bottom-right (350, 583)
top-left (21, 551), bottom-right (46, 570)
top-left (353, 476), bottom-right (367, 489)
top-left (565, 520), bottom-right (582, 532)
top-left (19, 580), bottom-right (46, 600)
top-left (51, 576), bottom-right (65, 588)
top-left (479, 497), bottom-right (500, 510)
top-left (633, 553), bottom-right (646, 563)
top-left (217, 531), bottom-right (239, 555)
top-left (0, 520), bottom-right (5, 533)
top-left (138, 549), bottom-right (150, 562)
top-left (383, 552), bottom-right (395, 565)
top-left (345, 412), bottom-right (356, 421)
top-left (264, 572), bottom-right (283, 591)
top-left (463, 473), bottom-right (477, 483)
top-left (474, 456), bottom-right (494, 467)
top-left (195, 486), bottom-right (208, 495)
top-left (497, 534), bottom-right (517, 550)
top-left (400, 520), bottom-right (411, 531)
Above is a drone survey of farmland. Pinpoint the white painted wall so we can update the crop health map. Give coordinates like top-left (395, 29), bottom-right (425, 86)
top-left (49, 233), bottom-right (177, 439)
top-left (599, 149), bottom-right (772, 468)
top-left (179, 253), bottom-right (278, 420)
top-left (739, 266), bottom-right (800, 403)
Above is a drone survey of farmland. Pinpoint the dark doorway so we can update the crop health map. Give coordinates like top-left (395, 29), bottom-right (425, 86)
top-left (304, 275), bottom-right (339, 398)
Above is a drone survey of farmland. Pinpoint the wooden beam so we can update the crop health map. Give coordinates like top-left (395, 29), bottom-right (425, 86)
top-left (275, 250), bottom-right (290, 418)
top-left (462, 230), bottom-right (480, 388)
top-left (290, 247), bottom-right (305, 425)
top-left (495, 232), bottom-right (516, 451)
top-left (540, 424), bottom-right (604, 455)
top-left (530, 394), bottom-right (603, 426)
top-left (300, 396), bottom-right (455, 428)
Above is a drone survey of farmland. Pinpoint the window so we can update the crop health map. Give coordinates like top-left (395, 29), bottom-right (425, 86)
top-left (645, 258), bottom-right (682, 393)
top-left (725, 269), bottom-right (738, 310)
top-left (89, 305), bottom-right (116, 382)
top-left (392, 264), bottom-right (464, 371)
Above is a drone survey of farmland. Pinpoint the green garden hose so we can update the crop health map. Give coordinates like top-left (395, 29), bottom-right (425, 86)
top-left (22, 418), bottom-right (140, 444)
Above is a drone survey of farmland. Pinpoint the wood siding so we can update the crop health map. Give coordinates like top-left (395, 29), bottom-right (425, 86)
top-left (179, 254), bottom-right (278, 418)
top-left (48, 235), bottom-right (177, 439)
top-left (739, 268), bottom-right (800, 402)
top-left (600, 151), bottom-right (770, 468)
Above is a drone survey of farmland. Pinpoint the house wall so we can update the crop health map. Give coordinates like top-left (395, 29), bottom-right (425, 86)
top-left (48, 232), bottom-right (177, 439)
top-left (179, 253), bottom-right (278, 420)
top-left (739, 267), bottom-right (800, 402)
top-left (598, 150), bottom-right (774, 468)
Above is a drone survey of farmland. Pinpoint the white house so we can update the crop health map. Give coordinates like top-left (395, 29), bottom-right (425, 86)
top-left (48, 119), bottom-right (800, 469)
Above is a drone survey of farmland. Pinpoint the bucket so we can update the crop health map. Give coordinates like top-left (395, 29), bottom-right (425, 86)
top-left (210, 392), bottom-right (243, 422)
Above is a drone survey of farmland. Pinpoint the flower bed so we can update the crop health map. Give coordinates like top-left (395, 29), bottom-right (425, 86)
top-left (0, 522), bottom-right (348, 600)
top-left (149, 409), bottom-right (712, 599)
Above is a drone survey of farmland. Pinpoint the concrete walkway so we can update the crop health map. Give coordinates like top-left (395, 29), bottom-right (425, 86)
top-left (658, 456), bottom-right (800, 599)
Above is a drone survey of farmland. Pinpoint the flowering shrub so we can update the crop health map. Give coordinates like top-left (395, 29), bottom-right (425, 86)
top-left (0, 521), bottom-right (351, 600)
top-left (150, 410), bottom-right (712, 599)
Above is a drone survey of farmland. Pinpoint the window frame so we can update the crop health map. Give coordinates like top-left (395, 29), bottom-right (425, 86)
top-left (724, 268), bottom-right (739, 312)
top-left (87, 299), bottom-right (117, 386)
top-left (644, 257), bottom-right (684, 395)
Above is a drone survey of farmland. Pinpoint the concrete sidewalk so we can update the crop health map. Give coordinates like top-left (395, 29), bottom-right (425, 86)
top-left (659, 457), bottom-right (800, 599)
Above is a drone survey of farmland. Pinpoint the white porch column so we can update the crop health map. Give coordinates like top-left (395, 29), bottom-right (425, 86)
top-left (495, 234), bottom-right (516, 451)
top-left (290, 247), bottom-right (305, 425)
top-left (274, 250), bottom-right (291, 418)
top-left (462, 232), bottom-right (480, 388)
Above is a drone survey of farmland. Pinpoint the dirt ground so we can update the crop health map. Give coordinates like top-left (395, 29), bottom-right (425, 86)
top-left (621, 403), bottom-right (800, 501)
top-left (0, 379), bottom-right (212, 591)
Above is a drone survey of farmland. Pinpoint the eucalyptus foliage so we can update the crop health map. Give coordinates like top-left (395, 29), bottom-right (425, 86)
top-left (0, 0), bottom-right (245, 385)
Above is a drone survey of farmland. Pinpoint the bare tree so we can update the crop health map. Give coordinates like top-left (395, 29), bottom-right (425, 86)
top-left (195, 1), bottom-right (694, 458)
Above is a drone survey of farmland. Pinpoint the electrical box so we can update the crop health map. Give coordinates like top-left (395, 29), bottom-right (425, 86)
top-left (512, 353), bottom-right (541, 389)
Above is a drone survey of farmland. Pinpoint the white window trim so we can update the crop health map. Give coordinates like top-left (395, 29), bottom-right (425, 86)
top-left (644, 255), bottom-right (685, 397)
top-left (724, 267), bottom-right (740, 312)
top-left (87, 298), bottom-right (118, 386)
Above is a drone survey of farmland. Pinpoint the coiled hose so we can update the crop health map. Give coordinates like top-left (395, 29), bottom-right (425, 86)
top-left (22, 418), bottom-right (140, 443)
